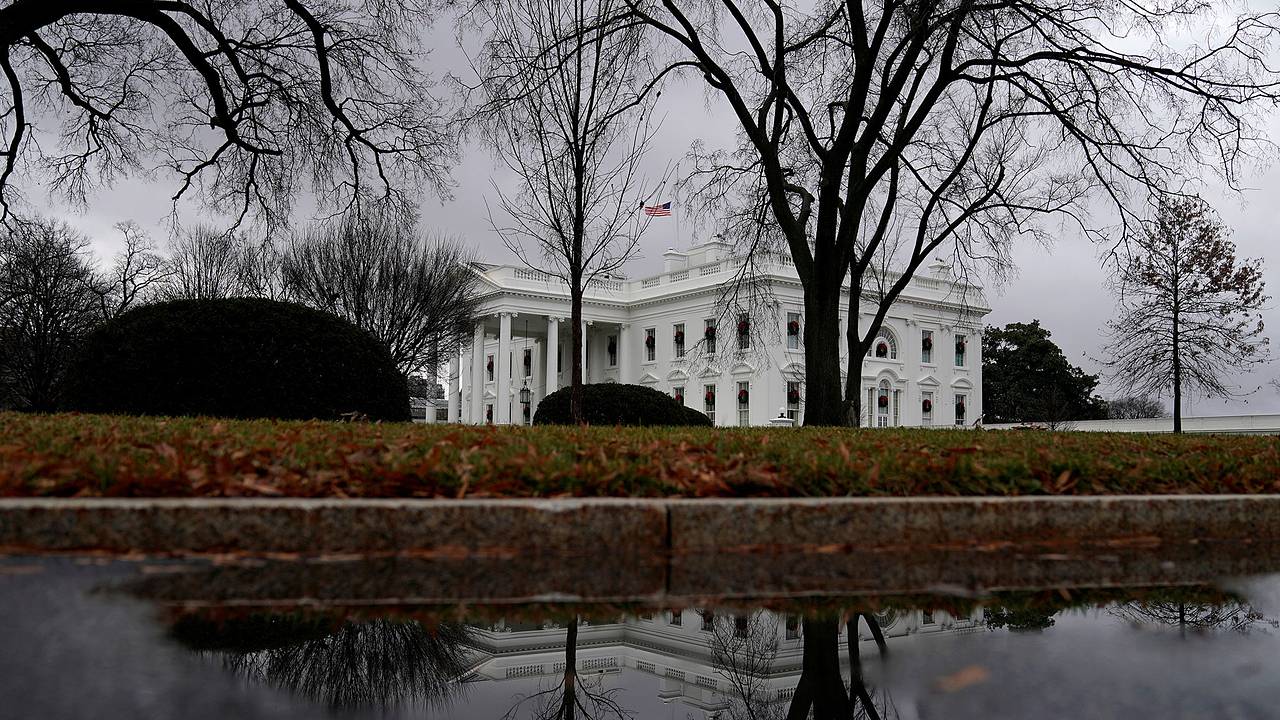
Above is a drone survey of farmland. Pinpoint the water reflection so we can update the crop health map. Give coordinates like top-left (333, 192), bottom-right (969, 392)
top-left (172, 614), bottom-right (474, 711)
top-left (162, 591), bottom-right (1277, 718)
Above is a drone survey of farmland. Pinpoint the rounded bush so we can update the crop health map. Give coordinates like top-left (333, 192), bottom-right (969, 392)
top-left (533, 383), bottom-right (712, 426)
top-left (63, 298), bottom-right (409, 421)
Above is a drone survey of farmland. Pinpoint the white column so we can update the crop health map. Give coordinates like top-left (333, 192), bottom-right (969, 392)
top-left (545, 317), bottom-right (559, 394)
top-left (618, 323), bottom-right (633, 384)
top-left (580, 320), bottom-right (589, 384)
top-left (497, 312), bottom-right (513, 424)
top-left (447, 353), bottom-right (460, 423)
top-left (470, 324), bottom-right (485, 425)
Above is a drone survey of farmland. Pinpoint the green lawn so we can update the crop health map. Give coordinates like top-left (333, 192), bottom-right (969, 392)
top-left (1, 412), bottom-right (1278, 498)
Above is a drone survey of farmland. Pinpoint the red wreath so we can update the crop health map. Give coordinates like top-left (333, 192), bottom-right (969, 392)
top-left (787, 319), bottom-right (800, 336)
top-left (486, 358), bottom-right (494, 374)
top-left (674, 392), bottom-right (684, 404)
top-left (485, 406), bottom-right (493, 422)
top-left (922, 336), bottom-right (933, 351)
top-left (737, 319), bottom-right (750, 335)
top-left (922, 398), bottom-right (933, 413)
top-left (674, 330), bottom-right (685, 344)
top-left (704, 390), bottom-right (716, 405)
top-left (738, 388), bottom-right (749, 404)
top-left (956, 400), bottom-right (966, 416)
top-left (787, 388), bottom-right (801, 404)
top-left (705, 326), bottom-right (717, 341)
top-left (875, 342), bottom-right (889, 357)
top-left (877, 394), bottom-right (889, 408)
top-left (645, 335), bottom-right (656, 350)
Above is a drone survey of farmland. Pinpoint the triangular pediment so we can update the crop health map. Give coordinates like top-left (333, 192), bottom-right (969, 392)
top-left (667, 368), bottom-right (690, 382)
top-left (730, 362), bottom-right (756, 376)
top-left (699, 364), bottom-right (723, 378)
top-left (951, 377), bottom-right (973, 390)
top-left (918, 374), bottom-right (941, 387)
top-left (638, 372), bottom-right (660, 385)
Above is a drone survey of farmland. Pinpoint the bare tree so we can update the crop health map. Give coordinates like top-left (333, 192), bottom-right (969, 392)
top-left (162, 225), bottom-right (256, 300)
top-left (0, 0), bottom-right (456, 229)
top-left (1105, 396), bottom-right (1165, 420)
top-left (95, 221), bottom-right (171, 319)
top-left (615, 0), bottom-right (1280, 426)
top-left (282, 211), bottom-right (482, 379)
top-left (1101, 196), bottom-right (1269, 433)
top-left (707, 612), bottom-right (785, 720)
top-left (0, 217), bottom-right (102, 410)
top-left (466, 0), bottom-right (665, 422)
top-left (500, 616), bottom-right (632, 720)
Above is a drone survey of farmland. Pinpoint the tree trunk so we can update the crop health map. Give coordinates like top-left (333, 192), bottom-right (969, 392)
top-left (560, 617), bottom-right (581, 717)
top-left (844, 279), bottom-right (863, 427)
top-left (802, 282), bottom-right (846, 426)
top-left (569, 283), bottom-right (585, 425)
top-left (1172, 302), bottom-right (1182, 434)
top-left (785, 618), bottom-right (852, 720)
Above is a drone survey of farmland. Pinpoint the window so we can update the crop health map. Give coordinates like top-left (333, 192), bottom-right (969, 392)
top-left (893, 390), bottom-right (901, 426)
top-left (786, 312), bottom-right (801, 350)
top-left (955, 393), bottom-right (967, 426)
top-left (674, 323), bottom-right (685, 358)
top-left (670, 610), bottom-right (682, 626)
top-left (486, 354), bottom-right (494, 382)
top-left (737, 381), bottom-right (750, 426)
top-left (644, 327), bottom-right (656, 362)
top-left (872, 331), bottom-right (897, 359)
top-left (786, 381), bottom-right (801, 421)
top-left (734, 615), bottom-right (749, 639)
top-left (921, 330), bottom-right (933, 364)
top-left (922, 391), bottom-right (934, 426)
top-left (522, 348), bottom-right (532, 378)
top-left (485, 404), bottom-right (493, 423)
top-left (700, 610), bottom-right (715, 632)
top-left (785, 614), bottom-right (800, 640)
top-left (955, 334), bottom-right (967, 367)
top-left (922, 611), bottom-right (935, 625)
top-left (737, 313), bottom-right (750, 350)
top-left (876, 381), bottom-right (891, 428)
top-left (673, 385), bottom-right (685, 406)
top-left (704, 384), bottom-right (717, 425)
top-left (704, 319), bottom-right (717, 355)
top-left (607, 335), bottom-right (618, 367)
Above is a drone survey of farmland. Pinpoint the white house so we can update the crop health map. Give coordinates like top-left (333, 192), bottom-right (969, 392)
top-left (463, 606), bottom-right (988, 718)
top-left (446, 238), bottom-right (990, 427)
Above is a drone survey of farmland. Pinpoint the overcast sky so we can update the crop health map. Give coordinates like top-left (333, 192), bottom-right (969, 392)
top-left (33, 9), bottom-right (1280, 417)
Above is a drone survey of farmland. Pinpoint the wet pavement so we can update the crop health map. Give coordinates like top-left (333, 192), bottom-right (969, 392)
top-left (6, 550), bottom-right (1280, 719)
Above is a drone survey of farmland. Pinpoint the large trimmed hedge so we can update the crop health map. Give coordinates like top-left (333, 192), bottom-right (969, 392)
top-left (534, 383), bottom-right (712, 426)
top-left (62, 298), bottom-right (409, 421)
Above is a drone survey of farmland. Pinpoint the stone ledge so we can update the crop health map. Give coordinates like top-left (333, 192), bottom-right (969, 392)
top-left (2, 495), bottom-right (1279, 557)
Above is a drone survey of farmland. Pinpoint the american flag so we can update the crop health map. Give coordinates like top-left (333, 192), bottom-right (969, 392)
top-left (642, 201), bottom-right (672, 217)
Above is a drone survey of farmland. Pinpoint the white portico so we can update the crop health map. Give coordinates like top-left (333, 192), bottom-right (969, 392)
top-left (447, 238), bottom-right (990, 426)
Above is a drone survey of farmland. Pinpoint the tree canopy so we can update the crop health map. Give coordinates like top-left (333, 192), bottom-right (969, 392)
top-left (982, 320), bottom-right (1106, 426)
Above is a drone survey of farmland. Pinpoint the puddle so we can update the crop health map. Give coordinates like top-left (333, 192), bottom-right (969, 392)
top-left (4, 553), bottom-right (1280, 718)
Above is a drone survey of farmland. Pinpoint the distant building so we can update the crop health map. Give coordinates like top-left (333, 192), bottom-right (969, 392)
top-left (446, 238), bottom-right (990, 426)
top-left (463, 607), bottom-right (987, 718)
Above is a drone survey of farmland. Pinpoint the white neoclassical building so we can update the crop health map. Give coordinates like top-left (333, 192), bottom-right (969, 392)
top-left (446, 238), bottom-right (990, 426)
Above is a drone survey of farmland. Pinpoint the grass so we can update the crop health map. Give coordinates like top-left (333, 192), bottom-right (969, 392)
top-left (1, 412), bottom-right (1279, 499)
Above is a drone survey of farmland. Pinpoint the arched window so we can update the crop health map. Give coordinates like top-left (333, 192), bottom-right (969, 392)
top-left (871, 329), bottom-right (898, 359)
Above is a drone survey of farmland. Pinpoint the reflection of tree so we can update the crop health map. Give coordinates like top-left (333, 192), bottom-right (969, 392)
top-left (502, 616), bottom-right (632, 720)
top-left (1112, 601), bottom-right (1279, 637)
top-left (708, 612), bottom-right (784, 720)
top-left (180, 615), bottom-right (474, 711)
top-left (784, 615), bottom-right (896, 720)
top-left (985, 607), bottom-right (1056, 633)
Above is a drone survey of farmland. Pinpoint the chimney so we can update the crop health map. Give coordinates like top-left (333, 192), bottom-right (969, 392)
top-left (662, 248), bottom-right (688, 272)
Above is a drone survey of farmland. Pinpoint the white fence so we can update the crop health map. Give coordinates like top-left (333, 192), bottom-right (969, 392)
top-left (984, 414), bottom-right (1280, 435)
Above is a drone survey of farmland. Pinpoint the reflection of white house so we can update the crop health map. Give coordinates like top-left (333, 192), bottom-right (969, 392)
top-left (446, 239), bottom-right (990, 426)
top-left (463, 608), bottom-right (987, 718)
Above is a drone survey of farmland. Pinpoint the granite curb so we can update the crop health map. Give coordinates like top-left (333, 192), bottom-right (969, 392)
top-left (1, 495), bottom-right (1279, 556)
